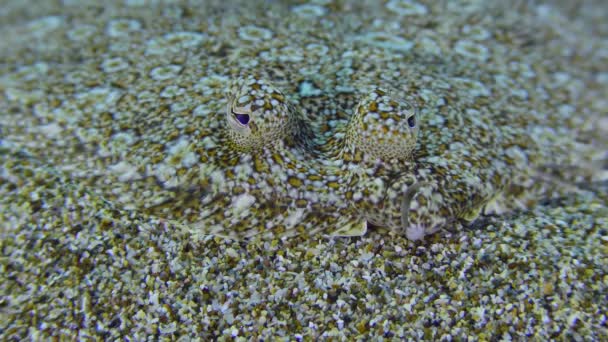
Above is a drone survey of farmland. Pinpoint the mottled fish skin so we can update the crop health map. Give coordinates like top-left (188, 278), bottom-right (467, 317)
top-left (1, 1), bottom-right (603, 240)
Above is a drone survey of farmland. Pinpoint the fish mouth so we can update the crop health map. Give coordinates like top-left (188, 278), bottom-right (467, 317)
top-left (400, 181), bottom-right (424, 230)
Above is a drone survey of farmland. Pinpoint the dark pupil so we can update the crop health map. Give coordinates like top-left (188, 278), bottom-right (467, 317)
top-left (234, 113), bottom-right (250, 125)
top-left (407, 115), bottom-right (416, 128)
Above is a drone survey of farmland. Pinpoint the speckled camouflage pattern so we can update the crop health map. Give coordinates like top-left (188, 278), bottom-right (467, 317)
top-left (1, 0), bottom-right (605, 241)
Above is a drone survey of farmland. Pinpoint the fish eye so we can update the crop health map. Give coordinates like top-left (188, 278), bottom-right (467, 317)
top-left (232, 110), bottom-right (250, 125)
top-left (407, 115), bottom-right (416, 128)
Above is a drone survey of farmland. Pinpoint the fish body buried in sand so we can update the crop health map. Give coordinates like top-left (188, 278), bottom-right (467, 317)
top-left (181, 75), bottom-right (562, 241)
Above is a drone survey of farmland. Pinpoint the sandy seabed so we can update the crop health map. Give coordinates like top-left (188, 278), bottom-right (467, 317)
top-left (1, 0), bottom-right (607, 340)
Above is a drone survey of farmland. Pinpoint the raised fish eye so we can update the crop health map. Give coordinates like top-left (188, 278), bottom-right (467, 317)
top-left (407, 115), bottom-right (416, 128)
top-left (232, 110), bottom-right (250, 125)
